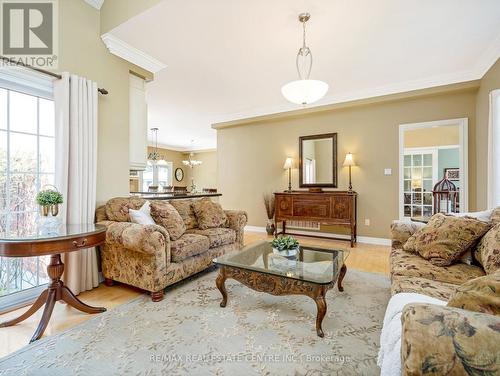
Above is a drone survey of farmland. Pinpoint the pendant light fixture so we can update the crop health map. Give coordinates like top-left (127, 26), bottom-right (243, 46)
top-left (281, 13), bottom-right (328, 106)
top-left (182, 140), bottom-right (202, 168)
top-left (147, 127), bottom-right (167, 165)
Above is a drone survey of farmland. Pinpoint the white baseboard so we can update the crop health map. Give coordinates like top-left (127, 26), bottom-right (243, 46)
top-left (245, 225), bottom-right (268, 233)
top-left (244, 225), bottom-right (391, 246)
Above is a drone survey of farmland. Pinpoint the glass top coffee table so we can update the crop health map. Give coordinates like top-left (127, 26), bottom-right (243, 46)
top-left (213, 240), bottom-right (349, 337)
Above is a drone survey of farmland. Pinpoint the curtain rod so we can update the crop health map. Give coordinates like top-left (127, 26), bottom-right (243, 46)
top-left (0, 56), bottom-right (108, 95)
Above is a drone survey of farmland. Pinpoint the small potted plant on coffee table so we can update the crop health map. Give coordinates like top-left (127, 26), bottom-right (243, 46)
top-left (271, 236), bottom-right (300, 259)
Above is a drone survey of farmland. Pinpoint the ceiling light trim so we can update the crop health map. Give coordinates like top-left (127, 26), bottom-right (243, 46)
top-left (84, 0), bottom-right (104, 10)
top-left (101, 33), bottom-right (167, 74)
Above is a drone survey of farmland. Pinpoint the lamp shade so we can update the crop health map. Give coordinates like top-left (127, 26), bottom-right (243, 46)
top-left (281, 79), bottom-right (329, 105)
top-left (343, 153), bottom-right (356, 167)
top-left (283, 157), bottom-right (293, 169)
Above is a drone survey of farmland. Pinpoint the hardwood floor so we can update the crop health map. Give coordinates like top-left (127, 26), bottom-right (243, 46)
top-left (0, 231), bottom-right (390, 358)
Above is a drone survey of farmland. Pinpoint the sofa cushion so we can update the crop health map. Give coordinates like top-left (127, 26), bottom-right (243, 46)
top-left (474, 223), bottom-right (500, 274)
top-left (491, 207), bottom-right (500, 225)
top-left (169, 199), bottom-right (198, 229)
top-left (170, 234), bottom-right (210, 262)
top-left (390, 248), bottom-right (485, 285)
top-left (391, 275), bottom-right (457, 301)
top-left (150, 201), bottom-right (186, 241)
top-left (185, 228), bottom-right (236, 248)
top-left (447, 270), bottom-right (500, 315)
top-left (403, 213), bottom-right (491, 266)
top-left (105, 197), bottom-right (146, 222)
top-left (192, 198), bottom-right (228, 229)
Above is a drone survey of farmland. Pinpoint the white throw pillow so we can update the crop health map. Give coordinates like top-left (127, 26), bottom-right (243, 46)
top-left (450, 209), bottom-right (493, 222)
top-left (378, 293), bottom-right (446, 376)
top-left (129, 201), bottom-right (155, 225)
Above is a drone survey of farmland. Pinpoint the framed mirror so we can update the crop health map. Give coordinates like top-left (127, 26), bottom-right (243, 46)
top-left (299, 133), bottom-right (337, 188)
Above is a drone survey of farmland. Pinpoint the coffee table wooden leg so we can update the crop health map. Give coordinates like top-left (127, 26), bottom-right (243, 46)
top-left (338, 264), bottom-right (347, 292)
top-left (61, 286), bottom-right (106, 314)
top-left (0, 289), bottom-right (48, 328)
top-left (216, 269), bottom-right (228, 308)
top-left (314, 291), bottom-right (327, 338)
top-left (30, 289), bottom-right (57, 343)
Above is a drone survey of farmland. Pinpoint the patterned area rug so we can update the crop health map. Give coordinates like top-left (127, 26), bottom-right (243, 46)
top-left (0, 268), bottom-right (390, 376)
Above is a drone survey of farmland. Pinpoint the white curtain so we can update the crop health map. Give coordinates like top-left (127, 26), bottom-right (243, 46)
top-left (488, 89), bottom-right (500, 209)
top-left (54, 73), bottom-right (99, 295)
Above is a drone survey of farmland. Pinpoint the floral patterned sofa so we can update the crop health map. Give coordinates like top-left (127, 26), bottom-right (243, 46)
top-left (95, 197), bottom-right (247, 302)
top-left (385, 208), bottom-right (500, 375)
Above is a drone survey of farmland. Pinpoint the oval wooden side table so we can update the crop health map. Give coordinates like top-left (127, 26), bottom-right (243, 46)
top-left (0, 223), bottom-right (107, 343)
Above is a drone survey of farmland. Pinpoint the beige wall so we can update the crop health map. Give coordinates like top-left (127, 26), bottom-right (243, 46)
top-left (190, 151), bottom-right (218, 190)
top-left (217, 88), bottom-right (478, 239)
top-left (475, 58), bottom-right (500, 209)
top-left (404, 125), bottom-right (459, 148)
top-left (59, 0), bottom-right (152, 204)
top-left (100, 0), bottom-right (164, 33)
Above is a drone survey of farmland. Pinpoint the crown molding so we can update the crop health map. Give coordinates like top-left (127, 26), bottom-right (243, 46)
top-left (152, 142), bottom-right (217, 153)
top-left (212, 71), bottom-right (482, 129)
top-left (153, 142), bottom-right (192, 152)
top-left (101, 33), bottom-right (167, 74)
top-left (473, 32), bottom-right (500, 77)
top-left (84, 0), bottom-right (104, 10)
top-left (212, 32), bottom-right (500, 129)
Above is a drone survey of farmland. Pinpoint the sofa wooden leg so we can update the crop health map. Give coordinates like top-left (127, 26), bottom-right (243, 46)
top-left (104, 278), bottom-right (114, 287)
top-left (151, 290), bottom-right (164, 302)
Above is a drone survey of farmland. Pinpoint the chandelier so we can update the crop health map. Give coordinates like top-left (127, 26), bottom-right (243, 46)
top-left (281, 13), bottom-right (328, 106)
top-left (182, 152), bottom-right (202, 168)
top-left (147, 127), bottom-right (167, 165)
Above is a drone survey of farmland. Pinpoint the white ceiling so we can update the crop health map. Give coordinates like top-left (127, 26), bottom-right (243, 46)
top-left (109, 0), bottom-right (500, 151)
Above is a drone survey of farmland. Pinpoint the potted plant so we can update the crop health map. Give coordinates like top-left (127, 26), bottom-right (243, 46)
top-left (271, 236), bottom-right (300, 259)
top-left (263, 193), bottom-right (276, 235)
top-left (36, 188), bottom-right (63, 216)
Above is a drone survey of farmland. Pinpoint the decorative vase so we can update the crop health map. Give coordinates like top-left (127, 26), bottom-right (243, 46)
top-left (50, 204), bottom-right (59, 216)
top-left (39, 204), bottom-right (59, 217)
top-left (40, 205), bottom-right (50, 216)
top-left (272, 246), bottom-right (299, 260)
top-left (265, 220), bottom-right (275, 235)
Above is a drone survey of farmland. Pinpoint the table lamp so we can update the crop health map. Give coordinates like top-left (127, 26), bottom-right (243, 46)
top-left (343, 152), bottom-right (356, 192)
top-left (283, 157), bottom-right (293, 192)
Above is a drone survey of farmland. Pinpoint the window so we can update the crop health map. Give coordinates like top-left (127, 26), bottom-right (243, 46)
top-left (141, 162), bottom-right (173, 191)
top-left (141, 163), bottom-right (154, 191)
top-left (488, 89), bottom-right (500, 208)
top-left (0, 87), bottom-right (55, 307)
top-left (158, 163), bottom-right (172, 187)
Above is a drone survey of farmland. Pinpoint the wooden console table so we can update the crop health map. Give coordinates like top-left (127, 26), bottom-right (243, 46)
top-left (0, 224), bottom-right (107, 343)
top-left (274, 191), bottom-right (357, 247)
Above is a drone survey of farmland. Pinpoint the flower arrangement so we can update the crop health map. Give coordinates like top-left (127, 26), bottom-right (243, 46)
top-left (36, 189), bottom-right (63, 206)
top-left (36, 188), bottom-right (63, 217)
top-left (271, 235), bottom-right (299, 251)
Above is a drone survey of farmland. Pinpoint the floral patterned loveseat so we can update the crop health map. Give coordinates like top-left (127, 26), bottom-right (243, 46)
top-left (386, 208), bottom-right (500, 375)
top-left (95, 197), bottom-right (247, 302)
